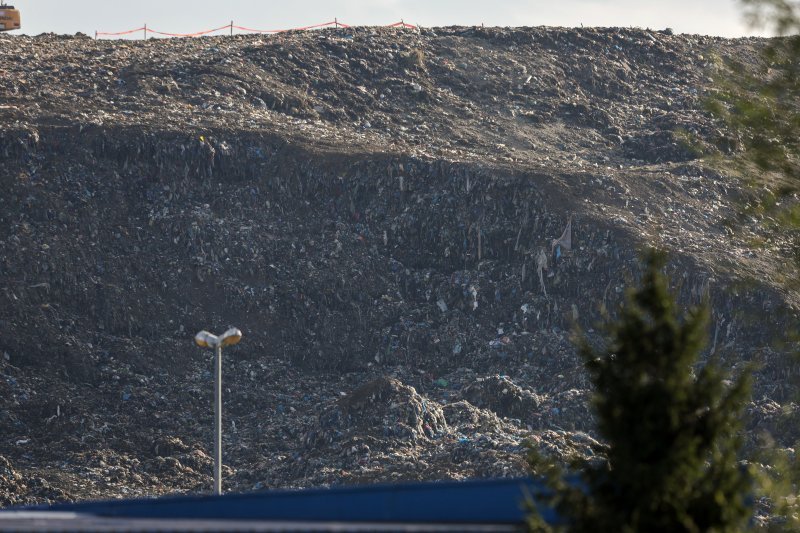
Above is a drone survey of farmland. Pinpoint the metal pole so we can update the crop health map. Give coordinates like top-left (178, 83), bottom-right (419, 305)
top-left (195, 328), bottom-right (240, 496)
top-left (144, 24), bottom-right (147, 40)
top-left (230, 20), bottom-right (233, 37)
top-left (214, 343), bottom-right (222, 495)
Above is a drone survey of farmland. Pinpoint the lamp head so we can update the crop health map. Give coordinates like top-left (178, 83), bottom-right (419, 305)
top-left (195, 330), bottom-right (219, 348)
top-left (219, 328), bottom-right (243, 347)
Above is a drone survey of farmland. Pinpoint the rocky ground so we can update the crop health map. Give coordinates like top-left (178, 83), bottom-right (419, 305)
top-left (1, 26), bottom-right (799, 505)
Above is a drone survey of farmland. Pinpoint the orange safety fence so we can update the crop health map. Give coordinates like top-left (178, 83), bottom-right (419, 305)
top-left (147, 24), bottom-right (233, 38)
top-left (96, 26), bottom-right (147, 37)
top-left (96, 20), bottom-right (417, 39)
top-left (231, 20), bottom-right (342, 34)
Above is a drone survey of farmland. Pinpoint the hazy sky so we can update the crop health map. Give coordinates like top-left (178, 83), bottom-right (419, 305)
top-left (10, 0), bottom-right (767, 38)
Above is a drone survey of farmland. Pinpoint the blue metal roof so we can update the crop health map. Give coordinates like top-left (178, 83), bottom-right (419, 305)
top-left (8, 477), bottom-right (554, 527)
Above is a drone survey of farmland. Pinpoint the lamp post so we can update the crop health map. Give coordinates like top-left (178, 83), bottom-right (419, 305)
top-left (194, 327), bottom-right (242, 495)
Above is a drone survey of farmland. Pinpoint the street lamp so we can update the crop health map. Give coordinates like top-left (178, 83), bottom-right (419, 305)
top-left (194, 327), bottom-right (242, 496)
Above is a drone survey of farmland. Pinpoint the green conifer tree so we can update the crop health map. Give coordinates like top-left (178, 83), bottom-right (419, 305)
top-left (528, 250), bottom-right (753, 532)
top-left (707, 1), bottom-right (800, 259)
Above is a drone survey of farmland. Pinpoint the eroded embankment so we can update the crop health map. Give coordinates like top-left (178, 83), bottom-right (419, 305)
top-left (1, 125), bottom-right (793, 380)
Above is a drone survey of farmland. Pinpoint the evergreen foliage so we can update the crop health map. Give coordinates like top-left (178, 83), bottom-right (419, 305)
top-left (707, 1), bottom-right (800, 230)
top-left (527, 251), bottom-right (754, 532)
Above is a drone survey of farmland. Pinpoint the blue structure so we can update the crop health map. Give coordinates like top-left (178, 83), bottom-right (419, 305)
top-left (1, 477), bottom-right (555, 531)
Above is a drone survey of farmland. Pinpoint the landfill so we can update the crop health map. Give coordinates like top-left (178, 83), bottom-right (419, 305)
top-left (0, 26), bottom-right (799, 504)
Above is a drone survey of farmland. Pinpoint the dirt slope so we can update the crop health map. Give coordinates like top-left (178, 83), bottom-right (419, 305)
top-left (0, 26), bottom-right (797, 504)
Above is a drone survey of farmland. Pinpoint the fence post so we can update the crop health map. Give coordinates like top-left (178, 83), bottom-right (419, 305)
top-left (94, 30), bottom-right (97, 40)
top-left (144, 24), bottom-right (147, 40)
top-left (230, 20), bottom-right (233, 36)
top-left (334, 17), bottom-right (339, 29)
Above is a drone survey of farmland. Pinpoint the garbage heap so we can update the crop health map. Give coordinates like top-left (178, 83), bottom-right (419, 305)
top-left (0, 27), bottom-right (798, 504)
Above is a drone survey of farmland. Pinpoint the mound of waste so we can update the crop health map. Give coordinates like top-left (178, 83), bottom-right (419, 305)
top-left (0, 26), bottom-right (798, 504)
top-left (462, 375), bottom-right (545, 422)
top-left (309, 376), bottom-right (448, 446)
top-left (462, 375), bottom-right (592, 432)
top-left (0, 455), bottom-right (69, 507)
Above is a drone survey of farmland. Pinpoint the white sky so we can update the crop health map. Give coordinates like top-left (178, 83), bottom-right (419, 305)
top-left (8, 0), bottom-right (768, 38)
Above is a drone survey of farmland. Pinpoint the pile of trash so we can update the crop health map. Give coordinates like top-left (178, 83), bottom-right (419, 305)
top-left (0, 455), bottom-right (69, 507)
top-left (462, 375), bottom-right (544, 422)
top-left (0, 456), bottom-right (25, 507)
top-left (0, 26), bottom-right (798, 504)
top-left (309, 377), bottom-right (448, 447)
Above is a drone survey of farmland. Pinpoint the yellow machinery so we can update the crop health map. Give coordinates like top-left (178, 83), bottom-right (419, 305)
top-left (0, 3), bottom-right (20, 32)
